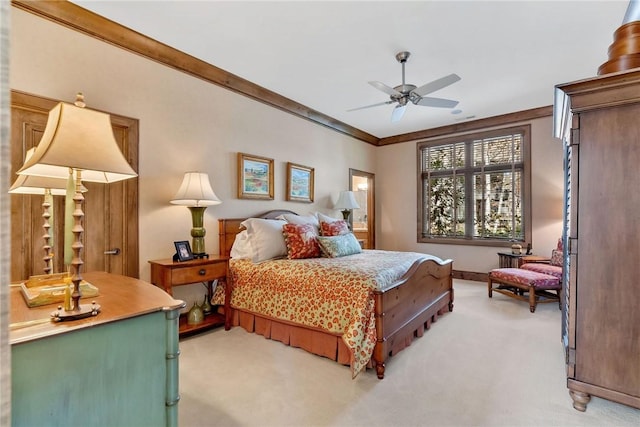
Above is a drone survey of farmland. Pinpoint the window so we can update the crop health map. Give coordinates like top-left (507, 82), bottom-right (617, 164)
top-left (417, 126), bottom-right (531, 246)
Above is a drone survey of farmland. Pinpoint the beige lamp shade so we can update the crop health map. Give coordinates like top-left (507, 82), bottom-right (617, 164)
top-left (9, 175), bottom-right (69, 196)
top-left (170, 172), bottom-right (222, 207)
top-left (10, 148), bottom-right (87, 195)
top-left (17, 101), bottom-right (137, 183)
top-left (335, 190), bottom-right (360, 210)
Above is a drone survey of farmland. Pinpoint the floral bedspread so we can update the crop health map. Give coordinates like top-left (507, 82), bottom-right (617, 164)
top-left (212, 250), bottom-right (445, 377)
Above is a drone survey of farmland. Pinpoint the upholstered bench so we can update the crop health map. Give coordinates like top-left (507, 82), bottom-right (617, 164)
top-left (488, 268), bottom-right (561, 313)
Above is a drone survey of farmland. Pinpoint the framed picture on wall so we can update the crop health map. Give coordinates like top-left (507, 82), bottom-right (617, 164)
top-left (237, 152), bottom-right (274, 200)
top-left (286, 162), bottom-right (314, 203)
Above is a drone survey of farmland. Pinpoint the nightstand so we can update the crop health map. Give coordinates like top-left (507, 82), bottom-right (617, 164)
top-left (149, 255), bottom-right (230, 336)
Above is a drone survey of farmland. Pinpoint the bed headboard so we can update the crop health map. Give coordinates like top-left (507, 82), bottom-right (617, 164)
top-left (218, 210), bottom-right (298, 257)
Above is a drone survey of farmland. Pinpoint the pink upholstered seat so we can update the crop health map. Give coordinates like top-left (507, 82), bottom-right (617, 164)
top-left (489, 268), bottom-right (560, 290)
top-left (488, 238), bottom-right (564, 312)
top-left (488, 267), bottom-right (561, 313)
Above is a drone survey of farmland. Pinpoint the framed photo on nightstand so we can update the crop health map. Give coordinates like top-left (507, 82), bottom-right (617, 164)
top-left (173, 240), bottom-right (194, 262)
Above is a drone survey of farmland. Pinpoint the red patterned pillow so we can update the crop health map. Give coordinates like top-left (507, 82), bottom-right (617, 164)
top-left (320, 219), bottom-right (349, 236)
top-left (282, 223), bottom-right (321, 259)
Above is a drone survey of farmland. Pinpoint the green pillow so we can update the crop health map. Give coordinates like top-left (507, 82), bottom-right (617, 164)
top-left (317, 233), bottom-right (362, 258)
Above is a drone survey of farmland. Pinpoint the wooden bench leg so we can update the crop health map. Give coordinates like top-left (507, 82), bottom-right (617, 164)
top-left (529, 286), bottom-right (536, 313)
top-left (488, 277), bottom-right (493, 298)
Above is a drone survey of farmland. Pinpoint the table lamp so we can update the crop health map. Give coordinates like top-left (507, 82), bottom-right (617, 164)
top-left (16, 93), bottom-right (138, 321)
top-left (335, 190), bottom-right (360, 222)
top-left (170, 172), bottom-right (221, 259)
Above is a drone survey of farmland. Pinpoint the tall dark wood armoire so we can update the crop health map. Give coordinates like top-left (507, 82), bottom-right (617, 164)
top-left (554, 69), bottom-right (640, 412)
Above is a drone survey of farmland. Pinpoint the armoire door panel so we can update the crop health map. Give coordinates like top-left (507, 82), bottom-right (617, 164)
top-left (575, 105), bottom-right (640, 398)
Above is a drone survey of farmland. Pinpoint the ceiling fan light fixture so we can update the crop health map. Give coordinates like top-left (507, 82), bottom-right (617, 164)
top-left (391, 104), bottom-right (407, 122)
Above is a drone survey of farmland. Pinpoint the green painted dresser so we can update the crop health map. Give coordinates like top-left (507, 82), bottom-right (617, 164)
top-left (10, 271), bottom-right (185, 426)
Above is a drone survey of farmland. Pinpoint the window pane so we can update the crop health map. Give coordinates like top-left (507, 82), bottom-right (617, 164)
top-left (473, 134), bottom-right (522, 166)
top-left (454, 175), bottom-right (465, 235)
top-left (426, 175), bottom-right (464, 236)
top-left (473, 171), bottom-right (522, 239)
top-left (426, 143), bottom-right (465, 170)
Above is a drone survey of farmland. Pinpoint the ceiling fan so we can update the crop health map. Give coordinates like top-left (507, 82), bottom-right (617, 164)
top-left (348, 51), bottom-right (461, 122)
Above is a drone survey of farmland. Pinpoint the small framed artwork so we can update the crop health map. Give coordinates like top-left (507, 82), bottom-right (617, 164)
top-left (286, 162), bottom-right (314, 203)
top-left (173, 240), bottom-right (194, 262)
top-left (238, 152), bottom-right (274, 200)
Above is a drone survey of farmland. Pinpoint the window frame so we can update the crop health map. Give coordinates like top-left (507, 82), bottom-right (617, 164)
top-left (416, 125), bottom-right (531, 247)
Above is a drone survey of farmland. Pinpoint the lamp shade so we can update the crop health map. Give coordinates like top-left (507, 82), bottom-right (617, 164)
top-left (17, 101), bottom-right (137, 183)
top-left (10, 148), bottom-right (86, 195)
top-left (170, 172), bottom-right (221, 207)
top-left (9, 175), bottom-right (69, 196)
top-left (334, 190), bottom-right (360, 210)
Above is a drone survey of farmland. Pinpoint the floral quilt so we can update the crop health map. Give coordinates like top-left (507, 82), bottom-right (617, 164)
top-left (213, 250), bottom-right (444, 377)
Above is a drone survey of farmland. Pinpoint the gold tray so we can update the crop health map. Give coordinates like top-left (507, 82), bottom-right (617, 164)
top-left (19, 272), bottom-right (99, 308)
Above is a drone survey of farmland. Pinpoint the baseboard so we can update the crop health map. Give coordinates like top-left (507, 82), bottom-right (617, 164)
top-left (453, 270), bottom-right (488, 283)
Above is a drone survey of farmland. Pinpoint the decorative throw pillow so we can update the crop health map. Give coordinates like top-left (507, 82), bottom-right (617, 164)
top-left (277, 213), bottom-right (320, 234)
top-left (550, 249), bottom-right (563, 267)
top-left (282, 223), bottom-right (321, 259)
top-left (317, 233), bottom-right (362, 258)
top-left (320, 219), bottom-right (349, 236)
top-left (240, 218), bottom-right (287, 263)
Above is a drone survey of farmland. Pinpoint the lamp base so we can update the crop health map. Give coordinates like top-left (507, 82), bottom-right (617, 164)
top-left (51, 302), bottom-right (101, 322)
top-left (193, 253), bottom-right (209, 259)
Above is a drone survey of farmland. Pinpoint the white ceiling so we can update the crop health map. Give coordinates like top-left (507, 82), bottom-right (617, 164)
top-left (71, 1), bottom-right (630, 139)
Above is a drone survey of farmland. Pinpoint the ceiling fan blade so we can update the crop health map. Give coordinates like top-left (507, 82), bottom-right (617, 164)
top-left (412, 73), bottom-right (461, 97)
top-left (369, 81), bottom-right (402, 96)
top-left (347, 100), bottom-right (394, 112)
top-left (415, 96), bottom-right (459, 108)
top-left (391, 104), bottom-right (406, 122)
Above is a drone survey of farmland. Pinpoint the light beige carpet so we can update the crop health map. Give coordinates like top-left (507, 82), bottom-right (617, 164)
top-left (178, 279), bottom-right (640, 426)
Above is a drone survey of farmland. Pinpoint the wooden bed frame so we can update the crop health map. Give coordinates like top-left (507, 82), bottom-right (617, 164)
top-left (218, 210), bottom-right (454, 379)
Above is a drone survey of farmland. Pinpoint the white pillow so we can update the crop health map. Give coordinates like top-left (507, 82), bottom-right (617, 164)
top-left (241, 218), bottom-right (287, 263)
top-left (315, 212), bottom-right (341, 223)
top-left (278, 213), bottom-right (319, 234)
top-left (230, 230), bottom-right (253, 259)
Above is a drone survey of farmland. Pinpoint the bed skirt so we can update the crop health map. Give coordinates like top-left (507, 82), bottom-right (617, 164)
top-left (226, 302), bottom-right (449, 375)
top-left (229, 308), bottom-right (357, 367)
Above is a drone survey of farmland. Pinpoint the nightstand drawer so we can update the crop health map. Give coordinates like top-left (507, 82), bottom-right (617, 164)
top-left (171, 262), bottom-right (227, 285)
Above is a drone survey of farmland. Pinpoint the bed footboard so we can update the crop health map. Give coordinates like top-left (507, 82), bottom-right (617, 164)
top-left (372, 257), bottom-right (454, 379)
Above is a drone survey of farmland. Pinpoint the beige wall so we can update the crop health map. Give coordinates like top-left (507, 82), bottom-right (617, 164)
top-left (10, 9), bottom-right (375, 305)
top-left (10, 8), bottom-right (565, 298)
top-left (376, 116), bottom-right (564, 272)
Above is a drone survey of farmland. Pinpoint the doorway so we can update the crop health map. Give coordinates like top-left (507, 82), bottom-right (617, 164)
top-left (349, 169), bottom-right (375, 249)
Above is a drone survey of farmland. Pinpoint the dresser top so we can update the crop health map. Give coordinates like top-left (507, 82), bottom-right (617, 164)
top-left (10, 271), bottom-right (185, 345)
